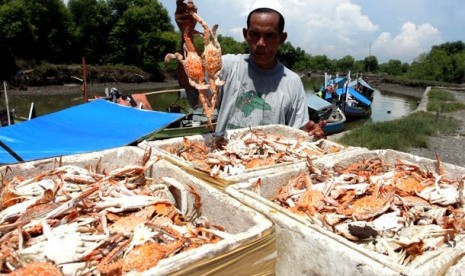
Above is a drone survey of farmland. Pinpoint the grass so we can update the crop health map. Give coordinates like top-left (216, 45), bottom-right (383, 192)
top-left (337, 112), bottom-right (460, 152)
top-left (427, 88), bottom-right (465, 112)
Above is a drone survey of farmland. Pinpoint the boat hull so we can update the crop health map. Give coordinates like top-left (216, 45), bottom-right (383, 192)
top-left (323, 108), bottom-right (346, 134)
top-left (341, 102), bottom-right (372, 120)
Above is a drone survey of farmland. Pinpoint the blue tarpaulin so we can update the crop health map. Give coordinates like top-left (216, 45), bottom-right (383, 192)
top-left (346, 87), bottom-right (372, 106)
top-left (307, 94), bottom-right (332, 111)
top-left (0, 99), bottom-right (184, 164)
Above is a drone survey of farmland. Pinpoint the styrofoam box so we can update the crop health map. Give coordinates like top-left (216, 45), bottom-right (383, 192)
top-left (139, 124), bottom-right (365, 188)
top-left (226, 149), bottom-right (465, 276)
top-left (1, 146), bottom-right (276, 276)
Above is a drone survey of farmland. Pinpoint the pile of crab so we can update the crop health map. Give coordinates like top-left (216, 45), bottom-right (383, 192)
top-left (0, 155), bottom-right (228, 275)
top-left (272, 155), bottom-right (465, 265)
top-left (170, 129), bottom-right (342, 177)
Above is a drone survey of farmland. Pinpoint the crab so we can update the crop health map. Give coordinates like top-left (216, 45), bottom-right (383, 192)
top-left (339, 183), bottom-right (395, 220)
top-left (165, 27), bottom-right (208, 91)
top-left (165, 25), bottom-right (214, 129)
top-left (8, 262), bottom-right (63, 276)
top-left (189, 10), bottom-right (224, 121)
top-left (415, 175), bottom-right (459, 205)
top-left (18, 220), bottom-right (106, 265)
top-left (160, 177), bottom-right (202, 221)
top-left (97, 227), bottom-right (185, 274)
top-left (95, 194), bottom-right (173, 213)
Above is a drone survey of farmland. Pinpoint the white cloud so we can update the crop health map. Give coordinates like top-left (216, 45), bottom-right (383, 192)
top-left (115, 0), bottom-right (460, 64)
top-left (372, 22), bottom-right (443, 63)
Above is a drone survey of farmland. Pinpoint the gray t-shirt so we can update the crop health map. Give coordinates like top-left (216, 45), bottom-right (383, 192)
top-left (187, 54), bottom-right (309, 133)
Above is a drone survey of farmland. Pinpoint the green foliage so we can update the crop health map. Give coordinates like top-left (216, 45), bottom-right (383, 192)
top-left (68, 0), bottom-right (113, 64)
top-left (379, 59), bottom-right (403, 76)
top-left (0, 0), bottom-right (74, 63)
top-left (408, 41), bottom-right (465, 83)
top-left (339, 112), bottom-right (459, 151)
top-left (337, 55), bottom-right (355, 72)
top-left (1, 0), bottom-right (464, 84)
top-left (278, 42), bottom-right (306, 69)
top-left (363, 55), bottom-right (378, 72)
top-left (427, 88), bottom-right (465, 112)
top-left (218, 35), bottom-right (247, 54)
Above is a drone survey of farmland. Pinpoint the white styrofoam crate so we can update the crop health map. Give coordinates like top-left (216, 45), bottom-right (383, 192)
top-left (1, 146), bottom-right (275, 275)
top-left (226, 149), bottom-right (465, 275)
top-left (139, 124), bottom-right (365, 188)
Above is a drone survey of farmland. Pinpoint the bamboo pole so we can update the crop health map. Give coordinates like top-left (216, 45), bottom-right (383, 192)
top-left (82, 57), bottom-right (88, 102)
top-left (3, 81), bottom-right (11, 126)
top-left (142, 88), bottom-right (184, 96)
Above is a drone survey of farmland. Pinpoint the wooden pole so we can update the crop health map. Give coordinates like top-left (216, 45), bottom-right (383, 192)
top-left (0, 140), bottom-right (23, 162)
top-left (143, 88), bottom-right (184, 95)
top-left (82, 57), bottom-right (88, 102)
top-left (3, 81), bottom-right (11, 126)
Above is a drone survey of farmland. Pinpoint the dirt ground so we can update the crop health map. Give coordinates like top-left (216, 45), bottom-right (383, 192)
top-left (408, 87), bottom-right (465, 168)
top-left (7, 81), bottom-right (465, 167)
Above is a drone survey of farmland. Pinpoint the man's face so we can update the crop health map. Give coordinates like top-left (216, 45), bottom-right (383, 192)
top-left (243, 11), bottom-right (287, 69)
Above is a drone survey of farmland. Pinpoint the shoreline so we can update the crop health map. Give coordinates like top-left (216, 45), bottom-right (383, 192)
top-left (6, 80), bottom-right (180, 96)
top-left (7, 80), bottom-right (426, 99)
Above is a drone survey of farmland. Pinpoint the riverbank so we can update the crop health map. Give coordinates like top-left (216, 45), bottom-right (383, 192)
top-left (408, 87), bottom-right (465, 167)
top-left (7, 80), bottom-right (180, 96)
top-left (329, 86), bottom-right (465, 167)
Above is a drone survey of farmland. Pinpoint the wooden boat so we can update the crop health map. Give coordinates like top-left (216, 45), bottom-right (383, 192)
top-left (349, 77), bottom-right (375, 101)
top-left (323, 107), bottom-right (346, 134)
top-left (319, 73), bottom-right (374, 121)
top-left (307, 94), bottom-right (346, 134)
top-left (338, 86), bottom-right (372, 120)
top-left (100, 87), bottom-right (216, 139)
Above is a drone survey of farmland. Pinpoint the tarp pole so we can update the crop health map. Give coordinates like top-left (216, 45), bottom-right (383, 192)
top-left (28, 102), bottom-right (35, 120)
top-left (0, 140), bottom-right (23, 162)
top-left (3, 81), bottom-right (11, 126)
top-left (82, 57), bottom-right (88, 102)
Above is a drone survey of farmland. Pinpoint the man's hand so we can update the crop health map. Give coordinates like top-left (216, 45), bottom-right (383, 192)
top-left (175, 0), bottom-right (198, 32)
top-left (303, 120), bottom-right (327, 140)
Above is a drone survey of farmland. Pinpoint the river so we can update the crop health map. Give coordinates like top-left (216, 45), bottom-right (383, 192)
top-left (4, 80), bottom-right (419, 128)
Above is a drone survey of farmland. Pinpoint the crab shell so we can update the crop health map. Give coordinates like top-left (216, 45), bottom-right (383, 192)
top-left (9, 262), bottom-right (63, 276)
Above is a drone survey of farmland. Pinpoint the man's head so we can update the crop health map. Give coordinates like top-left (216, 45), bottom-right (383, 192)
top-left (243, 0), bottom-right (287, 69)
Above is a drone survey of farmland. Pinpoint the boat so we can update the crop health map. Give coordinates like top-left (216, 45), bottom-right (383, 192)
top-left (338, 85), bottom-right (372, 120)
top-left (349, 77), bottom-right (375, 101)
top-left (307, 94), bottom-right (346, 135)
top-left (99, 87), bottom-right (217, 139)
top-left (319, 73), bottom-right (374, 121)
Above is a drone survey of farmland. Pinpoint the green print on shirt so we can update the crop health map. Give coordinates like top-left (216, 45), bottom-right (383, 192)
top-left (235, 90), bottom-right (272, 117)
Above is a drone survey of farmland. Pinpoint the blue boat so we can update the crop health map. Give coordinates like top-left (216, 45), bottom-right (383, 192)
top-left (349, 77), bottom-right (375, 101)
top-left (338, 85), bottom-right (372, 120)
top-left (319, 73), bottom-right (374, 121)
top-left (307, 94), bottom-right (346, 134)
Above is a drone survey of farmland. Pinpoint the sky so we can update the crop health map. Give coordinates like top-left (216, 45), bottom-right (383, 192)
top-left (159, 0), bottom-right (465, 64)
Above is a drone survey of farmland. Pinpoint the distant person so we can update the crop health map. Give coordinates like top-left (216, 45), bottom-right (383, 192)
top-left (174, 0), bottom-right (326, 138)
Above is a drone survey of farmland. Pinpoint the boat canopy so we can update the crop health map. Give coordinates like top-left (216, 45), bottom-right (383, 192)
top-left (307, 94), bottom-right (332, 111)
top-left (349, 78), bottom-right (375, 92)
top-left (0, 99), bottom-right (184, 164)
top-left (347, 87), bottom-right (372, 106)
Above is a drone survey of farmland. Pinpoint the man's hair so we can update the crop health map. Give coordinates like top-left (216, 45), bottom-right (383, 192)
top-left (247, 8), bottom-right (285, 33)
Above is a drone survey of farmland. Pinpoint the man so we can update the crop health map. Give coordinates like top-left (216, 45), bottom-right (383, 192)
top-left (174, 0), bottom-right (325, 138)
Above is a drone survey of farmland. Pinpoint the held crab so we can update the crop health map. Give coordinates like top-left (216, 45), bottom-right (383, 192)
top-left (166, 0), bottom-right (224, 130)
top-left (190, 8), bottom-right (224, 126)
